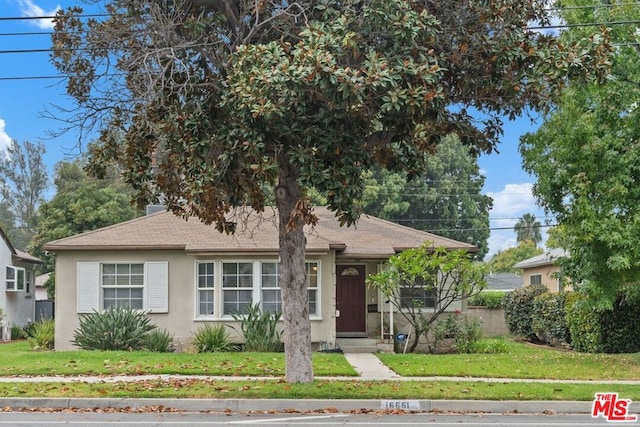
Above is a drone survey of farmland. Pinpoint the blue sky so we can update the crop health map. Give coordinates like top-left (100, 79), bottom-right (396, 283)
top-left (0, 0), bottom-right (550, 258)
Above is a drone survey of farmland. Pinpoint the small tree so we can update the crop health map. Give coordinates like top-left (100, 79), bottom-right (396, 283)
top-left (367, 244), bottom-right (486, 353)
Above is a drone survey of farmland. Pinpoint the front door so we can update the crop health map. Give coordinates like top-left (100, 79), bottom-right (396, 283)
top-left (336, 265), bottom-right (366, 335)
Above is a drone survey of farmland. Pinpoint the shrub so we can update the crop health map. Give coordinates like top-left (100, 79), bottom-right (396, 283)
top-left (454, 315), bottom-right (483, 353)
top-left (432, 312), bottom-right (483, 354)
top-left (468, 337), bottom-right (509, 354)
top-left (565, 292), bottom-right (603, 352)
top-left (503, 285), bottom-right (547, 341)
top-left (26, 319), bottom-right (55, 351)
top-left (190, 324), bottom-right (237, 353)
top-left (600, 292), bottom-right (640, 353)
top-left (72, 307), bottom-right (156, 351)
top-left (10, 325), bottom-right (25, 340)
top-left (531, 291), bottom-right (570, 347)
top-left (565, 290), bottom-right (640, 353)
top-left (144, 328), bottom-right (174, 352)
top-left (232, 303), bottom-right (283, 352)
top-left (468, 291), bottom-right (507, 309)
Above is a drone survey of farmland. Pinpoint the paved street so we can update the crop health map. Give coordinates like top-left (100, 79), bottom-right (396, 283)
top-left (0, 410), bottom-right (617, 426)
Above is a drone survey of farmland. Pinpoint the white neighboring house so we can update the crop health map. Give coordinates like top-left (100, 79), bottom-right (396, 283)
top-left (0, 228), bottom-right (43, 339)
top-left (35, 272), bottom-right (51, 301)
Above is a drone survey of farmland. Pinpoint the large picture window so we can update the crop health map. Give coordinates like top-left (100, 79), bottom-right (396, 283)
top-left (101, 263), bottom-right (144, 309)
top-left (196, 262), bottom-right (215, 317)
top-left (222, 262), bottom-right (254, 315)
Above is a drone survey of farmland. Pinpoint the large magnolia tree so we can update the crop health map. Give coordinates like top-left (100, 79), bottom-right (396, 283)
top-left (51, 0), bottom-right (611, 382)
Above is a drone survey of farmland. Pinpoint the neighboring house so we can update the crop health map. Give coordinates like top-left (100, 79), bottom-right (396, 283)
top-left (485, 272), bottom-right (522, 291)
top-left (44, 207), bottom-right (476, 351)
top-left (0, 228), bottom-right (43, 334)
top-left (35, 273), bottom-right (50, 301)
top-left (513, 248), bottom-right (568, 292)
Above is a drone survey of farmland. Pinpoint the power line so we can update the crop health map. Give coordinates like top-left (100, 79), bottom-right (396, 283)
top-left (0, 14), bottom-right (106, 21)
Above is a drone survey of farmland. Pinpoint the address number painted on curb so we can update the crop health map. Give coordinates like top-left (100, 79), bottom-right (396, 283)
top-left (381, 400), bottom-right (420, 410)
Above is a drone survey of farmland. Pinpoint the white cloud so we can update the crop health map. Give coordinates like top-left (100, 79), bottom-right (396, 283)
top-left (487, 183), bottom-right (536, 216)
top-left (18, 0), bottom-right (60, 30)
top-left (0, 119), bottom-right (12, 152)
top-left (484, 182), bottom-right (550, 258)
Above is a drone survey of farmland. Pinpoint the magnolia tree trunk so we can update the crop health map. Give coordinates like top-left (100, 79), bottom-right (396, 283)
top-left (276, 152), bottom-right (314, 383)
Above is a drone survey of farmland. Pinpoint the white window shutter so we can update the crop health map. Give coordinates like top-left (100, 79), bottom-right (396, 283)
top-left (77, 262), bottom-right (100, 313)
top-left (145, 261), bottom-right (168, 313)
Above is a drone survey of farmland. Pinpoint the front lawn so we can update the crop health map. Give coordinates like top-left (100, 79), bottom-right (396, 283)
top-left (378, 341), bottom-right (640, 380)
top-left (0, 341), bottom-right (356, 377)
top-left (1, 339), bottom-right (639, 401)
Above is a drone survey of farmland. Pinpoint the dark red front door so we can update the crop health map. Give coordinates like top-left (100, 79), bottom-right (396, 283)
top-left (336, 265), bottom-right (366, 334)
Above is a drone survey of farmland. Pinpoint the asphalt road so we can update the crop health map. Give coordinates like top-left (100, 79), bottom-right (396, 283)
top-left (0, 411), bottom-right (616, 426)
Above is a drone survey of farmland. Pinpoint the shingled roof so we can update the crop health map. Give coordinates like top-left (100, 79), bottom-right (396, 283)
top-left (43, 207), bottom-right (476, 258)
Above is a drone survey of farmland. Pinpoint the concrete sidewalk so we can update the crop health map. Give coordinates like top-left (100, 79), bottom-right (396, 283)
top-left (0, 352), bottom-right (633, 414)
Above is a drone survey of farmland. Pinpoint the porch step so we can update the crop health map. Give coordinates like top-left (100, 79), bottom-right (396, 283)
top-left (336, 338), bottom-right (379, 353)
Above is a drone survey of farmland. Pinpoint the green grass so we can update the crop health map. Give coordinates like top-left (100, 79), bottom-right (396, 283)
top-left (0, 341), bottom-right (356, 377)
top-left (378, 341), bottom-right (640, 380)
top-left (1, 339), bottom-right (639, 401)
top-left (1, 379), bottom-right (638, 401)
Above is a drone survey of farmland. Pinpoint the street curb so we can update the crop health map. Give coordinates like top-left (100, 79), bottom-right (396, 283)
top-left (0, 397), bottom-right (594, 414)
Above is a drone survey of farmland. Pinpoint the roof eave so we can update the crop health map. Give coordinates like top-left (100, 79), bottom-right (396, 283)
top-left (43, 244), bottom-right (187, 252)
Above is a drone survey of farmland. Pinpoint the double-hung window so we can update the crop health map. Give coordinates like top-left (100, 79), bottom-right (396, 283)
top-left (101, 263), bottom-right (144, 309)
top-left (196, 262), bottom-right (215, 317)
top-left (6, 266), bottom-right (25, 291)
top-left (260, 261), bottom-right (319, 317)
top-left (306, 262), bottom-right (319, 317)
top-left (261, 262), bottom-right (281, 314)
top-left (222, 262), bottom-right (254, 315)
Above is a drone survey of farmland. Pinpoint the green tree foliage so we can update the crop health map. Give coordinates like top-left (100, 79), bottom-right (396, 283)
top-left (503, 285), bottom-right (547, 342)
top-left (362, 135), bottom-right (493, 259)
top-left (565, 289), bottom-right (640, 353)
top-left (51, 0), bottom-right (611, 382)
top-left (520, 0), bottom-right (640, 305)
top-left (367, 244), bottom-right (486, 353)
top-left (0, 140), bottom-right (48, 250)
top-left (487, 241), bottom-right (543, 274)
top-left (29, 160), bottom-right (139, 275)
top-left (513, 213), bottom-right (542, 246)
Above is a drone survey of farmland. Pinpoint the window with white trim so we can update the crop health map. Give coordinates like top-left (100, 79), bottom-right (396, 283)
top-left (196, 261), bottom-right (215, 317)
top-left (222, 262), bottom-right (254, 315)
top-left (306, 262), bottom-right (319, 317)
top-left (6, 266), bottom-right (25, 291)
top-left (260, 261), bottom-right (319, 317)
top-left (529, 274), bottom-right (542, 286)
top-left (77, 262), bottom-right (168, 314)
top-left (101, 263), bottom-right (144, 309)
top-left (261, 262), bottom-right (281, 314)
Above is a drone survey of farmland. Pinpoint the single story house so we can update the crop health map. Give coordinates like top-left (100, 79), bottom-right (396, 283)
top-left (44, 207), bottom-right (476, 351)
top-left (513, 248), bottom-right (568, 293)
top-left (0, 228), bottom-right (43, 339)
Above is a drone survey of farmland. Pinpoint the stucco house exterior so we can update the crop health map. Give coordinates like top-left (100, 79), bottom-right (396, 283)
top-left (44, 207), bottom-right (476, 351)
top-left (513, 248), bottom-right (568, 293)
top-left (0, 228), bottom-right (43, 338)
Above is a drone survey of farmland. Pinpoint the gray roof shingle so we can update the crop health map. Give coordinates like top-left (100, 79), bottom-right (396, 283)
top-left (44, 207), bottom-right (476, 258)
